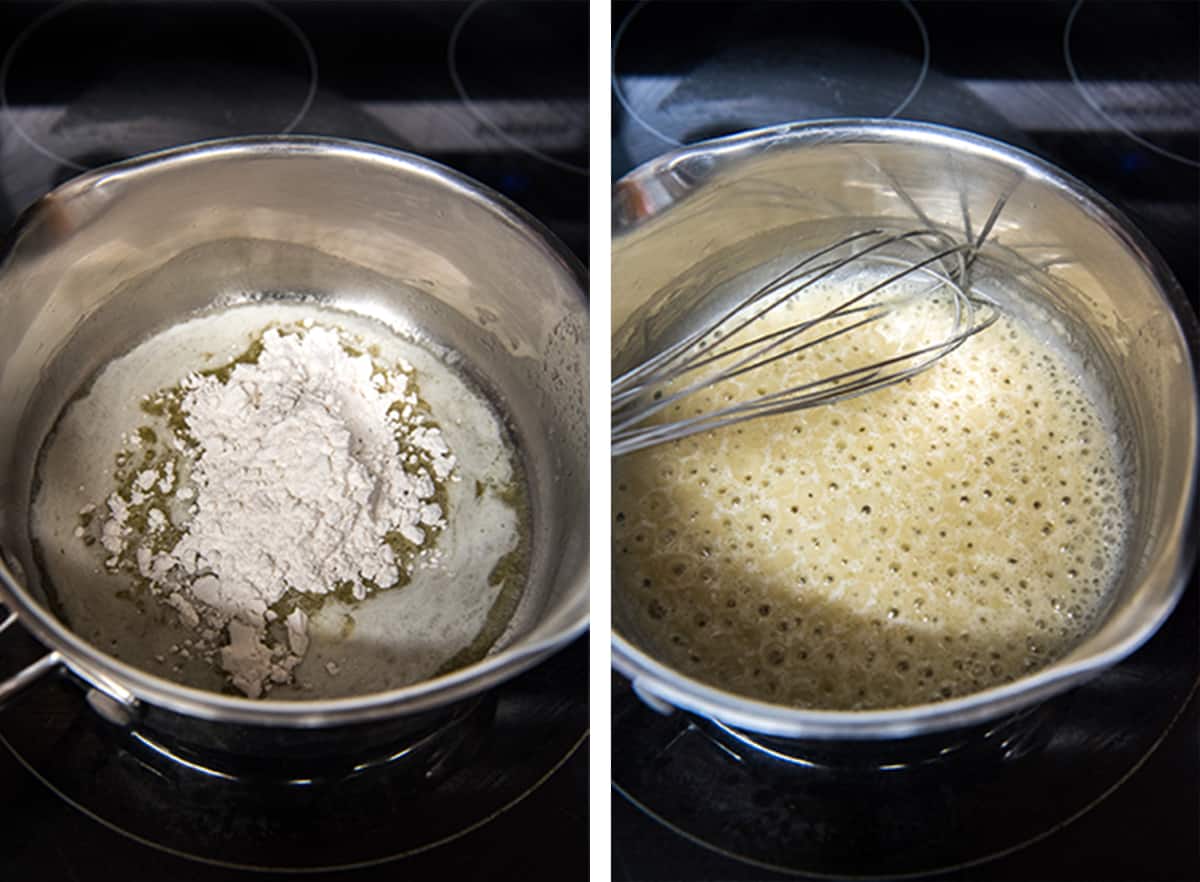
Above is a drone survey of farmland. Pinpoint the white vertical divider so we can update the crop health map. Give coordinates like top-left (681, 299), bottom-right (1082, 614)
top-left (589, 0), bottom-right (613, 877)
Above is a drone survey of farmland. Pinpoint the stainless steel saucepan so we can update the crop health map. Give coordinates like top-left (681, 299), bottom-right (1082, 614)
top-left (0, 136), bottom-right (588, 754)
top-left (612, 119), bottom-right (1197, 740)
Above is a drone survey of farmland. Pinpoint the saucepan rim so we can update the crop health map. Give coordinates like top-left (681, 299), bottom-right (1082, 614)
top-left (0, 135), bottom-right (590, 727)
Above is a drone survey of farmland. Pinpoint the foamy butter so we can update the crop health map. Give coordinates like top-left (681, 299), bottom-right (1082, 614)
top-left (614, 274), bottom-right (1130, 710)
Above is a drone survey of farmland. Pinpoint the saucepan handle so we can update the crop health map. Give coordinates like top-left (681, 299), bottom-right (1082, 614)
top-left (0, 606), bottom-right (62, 709)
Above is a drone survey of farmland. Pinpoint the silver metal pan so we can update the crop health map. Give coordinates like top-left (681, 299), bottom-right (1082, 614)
top-left (0, 137), bottom-right (588, 751)
top-left (612, 120), bottom-right (1197, 740)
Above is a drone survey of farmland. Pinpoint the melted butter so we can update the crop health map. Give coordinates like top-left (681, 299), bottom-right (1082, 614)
top-left (614, 276), bottom-right (1131, 710)
top-left (437, 473), bottom-right (532, 675)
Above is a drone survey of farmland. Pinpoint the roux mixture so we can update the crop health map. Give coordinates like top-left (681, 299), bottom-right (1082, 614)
top-left (614, 275), bottom-right (1130, 710)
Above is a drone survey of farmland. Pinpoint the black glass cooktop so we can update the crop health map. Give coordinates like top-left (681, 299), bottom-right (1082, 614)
top-left (0, 630), bottom-right (588, 878)
top-left (0, 0), bottom-right (588, 262)
top-left (0, 628), bottom-right (587, 878)
top-left (612, 1), bottom-right (1199, 878)
top-left (0, 2), bottom-right (587, 878)
top-left (613, 0), bottom-right (1198, 295)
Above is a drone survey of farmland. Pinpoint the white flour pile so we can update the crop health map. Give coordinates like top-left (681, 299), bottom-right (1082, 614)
top-left (86, 323), bottom-right (456, 697)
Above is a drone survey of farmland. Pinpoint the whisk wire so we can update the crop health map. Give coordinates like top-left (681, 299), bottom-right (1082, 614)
top-left (612, 225), bottom-right (1001, 457)
top-left (611, 229), bottom-right (886, 400)
top-left (615, 270), bottom-right (996, 453)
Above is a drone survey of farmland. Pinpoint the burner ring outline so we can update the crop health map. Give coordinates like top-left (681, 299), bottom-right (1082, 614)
top-left (1064, 0), bottom-right (1200, 170)
top-left (611, 0), bottom-right (931, 151)
top-left (0, 0), bottom-right (319, 172)
top-left (448, 0), bottom-right (588, 177)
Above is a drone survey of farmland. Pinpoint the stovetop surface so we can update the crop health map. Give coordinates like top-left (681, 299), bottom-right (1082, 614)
top-left (614, 0), bottom-right (1197, 295)
top-left (0, 635), bottom-right (587, 880)
top-left (0, 2), bottom-right (587, 878)
top-left (0, 0), bottom-right (588, 263)
top-left (612, 1), bottom-right (1199, 879)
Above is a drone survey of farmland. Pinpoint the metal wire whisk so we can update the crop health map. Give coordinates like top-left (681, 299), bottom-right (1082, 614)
top-left (611, 227), bottom-right (1001, 457)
